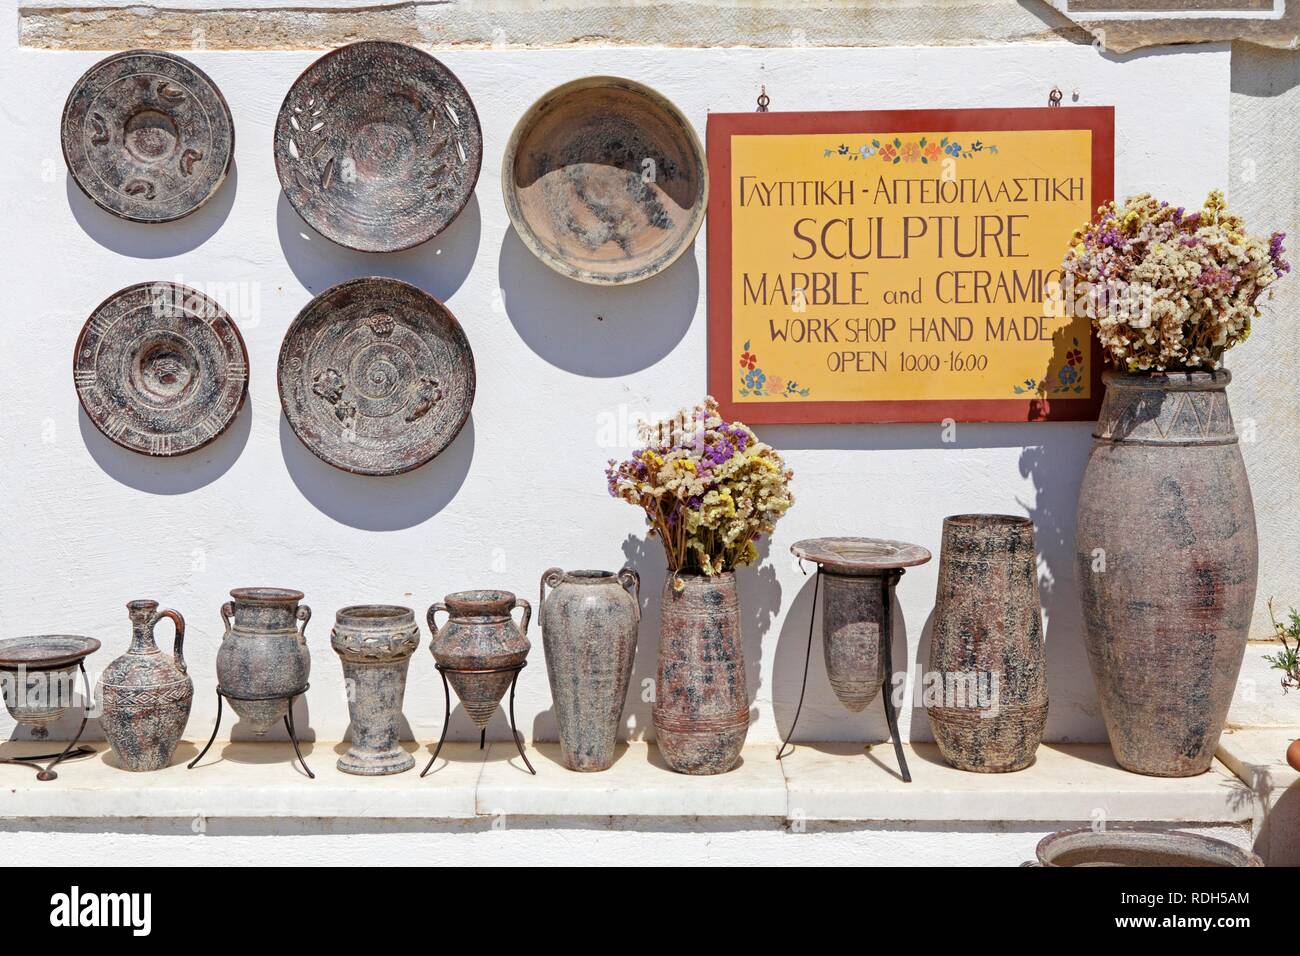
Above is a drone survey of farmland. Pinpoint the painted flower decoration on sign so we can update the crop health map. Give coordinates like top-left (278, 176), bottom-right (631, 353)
top-left (825, 135), bottom-right (998, 163)
top-left (735, 340), bottom-right (811, 399)
top-left (1011, 337), bottom-right (1087, 396)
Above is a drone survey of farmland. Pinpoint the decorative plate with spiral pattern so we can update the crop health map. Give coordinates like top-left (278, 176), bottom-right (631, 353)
top-left (74, 282), bottom-right (249, 457)
top-left (62, 50), bottom-right (234, 224)
top-left (278, 278), bottom-right (475, 476)
top-left (274, 41), bottom-right (482, 253)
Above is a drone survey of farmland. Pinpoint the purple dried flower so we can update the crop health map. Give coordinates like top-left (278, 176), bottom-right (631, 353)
top-left (1270, 232), bottom-right (1291, 275)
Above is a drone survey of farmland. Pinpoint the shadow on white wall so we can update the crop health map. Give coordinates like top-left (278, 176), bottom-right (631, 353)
top-left (497, 226), bottom-right (697, 377)
top-left (77, 401), bottom-right (251, 494)
top-left (275, 191), bottom-right (481, 303)
top-left (66, 166), bottom-right (238, 258)
top-left (278, 414), bottom-right (475, 532)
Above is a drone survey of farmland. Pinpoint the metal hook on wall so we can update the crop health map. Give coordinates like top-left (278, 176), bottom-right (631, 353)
top-left (757, 85), bottom-right (770, 112)
top-left (1048, 86), bottom-right (1063, 107)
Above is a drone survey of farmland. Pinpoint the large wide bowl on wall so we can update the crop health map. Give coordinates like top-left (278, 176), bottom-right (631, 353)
top-left (278, 277), bottom-right (475, 476)
top-left (502, 76), bottom-right (707, 285)
top-left (274, 40), bottom-right (483, 253)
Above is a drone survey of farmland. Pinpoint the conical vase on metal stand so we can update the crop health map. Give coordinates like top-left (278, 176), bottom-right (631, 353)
top-left (427, 590), bottom-right (531, 728)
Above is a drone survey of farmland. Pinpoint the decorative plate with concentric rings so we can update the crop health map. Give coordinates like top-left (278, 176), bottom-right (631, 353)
top-left (278, 277), bottom-right (475, 475)
top-left (74, 283), bottom-right (249, 457)
top-left (61, 50), bottom-right (234, 223)
top-left (273, 41), bottom-right (482, 253)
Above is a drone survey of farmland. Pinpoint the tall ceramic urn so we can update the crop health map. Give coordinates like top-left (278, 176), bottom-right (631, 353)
top-left (217, 588), bottom-right (312, 735)
top-left (539, 568), bottom-right (640, 771)
top-left (1076, 370), bottom-right (1257, 777)
top-left (928, 515), bottom-right (1048, 773)
top-left (654, 572), bottom-right (749, 775)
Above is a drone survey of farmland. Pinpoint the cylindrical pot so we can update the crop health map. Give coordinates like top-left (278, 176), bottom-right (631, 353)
top-left (539, 568), bottom-right (640, 771)
top-left (928, 515), bottom-right (1048, 773)
top-left (331, 605), bottom-right (421, 775)
top-left (1029, 827), bottom-right (1262, 867)
top-left (216, 587), bottom-right (311, 735)
top-left (822, 570), bottom-right (889, 712)
top-left (1077, 370), bottom-right (1257, 777)
top-left (654, 571), bottom-right (749, 775)
top-left (99, 600), bottom-right (192, 772)
top-left (428, 590), bottom-right (530, 728)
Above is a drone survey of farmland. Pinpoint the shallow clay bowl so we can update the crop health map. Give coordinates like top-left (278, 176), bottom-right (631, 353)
top-left (790, 537), bottom-right (932, 576)
top-left (0, 636), bottom-right (101, 671)
top-left (502, 76), bottom-right (707, 285)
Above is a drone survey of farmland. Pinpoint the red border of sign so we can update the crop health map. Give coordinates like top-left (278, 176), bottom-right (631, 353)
top-left (706, 106), bottom-right (1114, 424)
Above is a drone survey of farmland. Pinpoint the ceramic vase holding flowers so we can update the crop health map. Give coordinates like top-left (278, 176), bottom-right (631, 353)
top-left (1066, 192), bottom-right (1289, 776)
top-left (606, 397), bottom-right (794, 774)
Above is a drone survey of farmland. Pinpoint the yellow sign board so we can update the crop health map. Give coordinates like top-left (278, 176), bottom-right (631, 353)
top-left (707, 108), bottom-right (1112, 423)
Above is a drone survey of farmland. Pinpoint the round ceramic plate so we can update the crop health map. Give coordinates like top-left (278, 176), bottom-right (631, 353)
top-left (278, 277), bottom-right (475, 475)
top-left (0, 636), bottom-right (101, 670)
top-left (274, 41), bottom-right (482, 253)
top-left (790, 537), bottom-right (932, 574)
top-left (61, 50), bottom-right (234, 223)
top-left (502, 76), bottom-right (707, 285)
top-left (74, 283), bottom-right (249, 457)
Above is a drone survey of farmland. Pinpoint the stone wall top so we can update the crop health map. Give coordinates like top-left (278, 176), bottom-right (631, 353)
top-left (15, 1), bottom-right (1299, 54)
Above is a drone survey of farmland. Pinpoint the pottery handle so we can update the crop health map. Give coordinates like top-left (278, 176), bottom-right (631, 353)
top-left (618, 568), bottom-right (641, 618)
top-left (539, 567), bottom-right (564, 612)
top-left (513, 597), bottom-right (532, 639)
top-left (155, 608), bottom-right (186, 675)
top-left (427, 602), bottom-right (448, 635)
top-left (220, 600), bottom-right (234, 635)
top-left (296, 604), bottom-right (311, 644)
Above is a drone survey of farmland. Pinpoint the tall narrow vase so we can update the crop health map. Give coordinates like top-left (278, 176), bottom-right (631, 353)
top-left (331, 605), bottom-right (421, 775)
top-left (99, 600), bottom-right (192, 772)
top-left (928, 515), bottom-right (1047, 773)
top-left (654, 571), bottom-right (748, 775)
top-left (539, 568), bottom-right (640, 771)
top-left (1076, 370), bottom-right (1257, 777)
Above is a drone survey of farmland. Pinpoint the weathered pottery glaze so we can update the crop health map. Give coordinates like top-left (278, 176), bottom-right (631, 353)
top-left (1030, 827), bottom-right (1262, 867)
top-left (654, 572), bottom-right (748, 775)
top-left (538, 568), bottom-right (640, 771)
top-left (74, 282), bottom-right (249, 457)
top-left (928, 515), bottom-right (1047, 773)
top-left (0, 636), bottom-right (100, 729)
top-left (789, 538), bottom-right (931, 711)
top-left (98, 601), bottom-right (192, 772)
top-left (1077, 371), bottom-right (1257, 777)
top-left (217, 588), bottom-right (311, 735)
top-left (503, 76), bottom-right (708, 285)
top-left (278, 277), bottom-right (475, 476)
top-left (275, 40), bottom-right (482, 252)
top-left (428, 591), bottom-right (531, 727)
top-left (62, 50), bottom-right (233, 223)
top-left (331, 605), bottom-right (421, 775)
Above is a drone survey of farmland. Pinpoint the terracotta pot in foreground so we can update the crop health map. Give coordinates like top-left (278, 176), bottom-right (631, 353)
top-left (654, 571), bottom-right (749, 775)
top-left (1076, 370), bottom-right (1257, 777)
